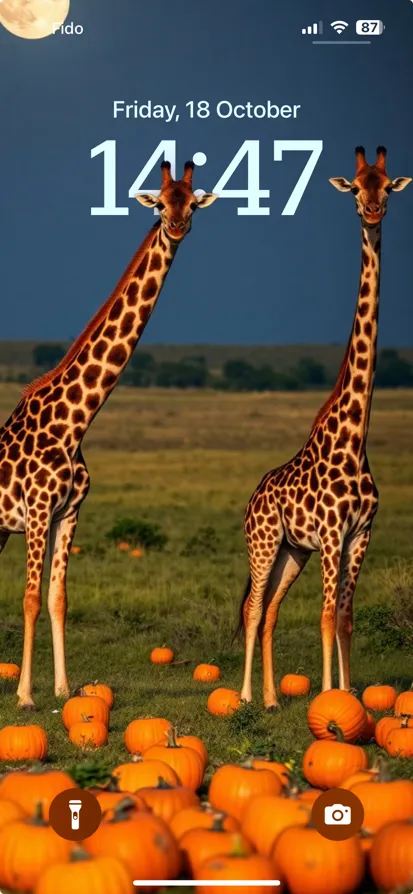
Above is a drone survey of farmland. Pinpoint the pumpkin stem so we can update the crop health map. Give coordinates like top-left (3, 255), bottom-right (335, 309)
top-left (294, 666), bottom-right (305, 675)
top-left (30, 802), bottom-right (48, 826)
top-left (210, 813), bottom-right (227, 832)
top-left (131, 754), bottom-right (144, 764)
top-left (156, 777), bottom-right (175, 790)
top-left (80, 714), bottom-right (92, 723)
top-left (110, 798), bottom-right (137, 822)
top-left (229, 833), bottom-right (250, 858)
top-left (326, 722), bottom-right (345, 743)
top-left (240, 756), bottom-right (255, 770)
top-left (165, 727), bottom-right (180, 749)
top-left (70, 847), bottom-right (93, 864)
top-left (371, 757), bottom-right (391, 783)
top-left (401, 716), bottom-right (411, 729)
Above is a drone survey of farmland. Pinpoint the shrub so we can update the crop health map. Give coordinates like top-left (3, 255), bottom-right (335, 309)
top-left (106, 518), bottom-right (168, 551)
top-left (181, 526), bottom-right (220, 557)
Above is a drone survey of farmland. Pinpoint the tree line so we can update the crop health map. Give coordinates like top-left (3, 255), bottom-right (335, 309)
top-left (30, 344), bottom-right (413, 391)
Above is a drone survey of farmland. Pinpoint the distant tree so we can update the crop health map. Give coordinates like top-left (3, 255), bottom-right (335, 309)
top-left (221, 360), bottom-right (257, 391)
top-left (155, 359), bottom-right (208, 388)
top-left (294, 357), bottom-right (328, 387)
top-left (33, 343), bottom-right (65, 369)
top-left (375, 349), bottom-right (413, 388)
top-left (124, 351), bottom-right (156, 386)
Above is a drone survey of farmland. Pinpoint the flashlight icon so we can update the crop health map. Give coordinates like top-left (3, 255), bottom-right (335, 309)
top-left (68, 799), bottom-right (82, 831)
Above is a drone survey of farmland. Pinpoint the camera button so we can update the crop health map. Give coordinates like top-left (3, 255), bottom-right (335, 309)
top-left (311, 788), bottom-right (364, 841)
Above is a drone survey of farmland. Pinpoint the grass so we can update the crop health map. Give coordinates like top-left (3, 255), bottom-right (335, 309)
top-left (0, 383), bottom-right (412, 790)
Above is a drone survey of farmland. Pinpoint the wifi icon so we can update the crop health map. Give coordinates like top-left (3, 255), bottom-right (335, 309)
top-left (331, 20), bottom-right (349, 34)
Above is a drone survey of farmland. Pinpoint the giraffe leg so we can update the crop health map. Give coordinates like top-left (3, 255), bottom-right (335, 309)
top-left (17, 516), bottom-right (49, 709)
top-left (336, 529), bottom-right (371, 691)
top-left (240, 518), bottom-right (283, 704)
top-left (320, 542), bottom-right (342, 692)
top-left (258, 544), bottom-right (310, 709)
top-left (48, 509), bottom-right (79, 698)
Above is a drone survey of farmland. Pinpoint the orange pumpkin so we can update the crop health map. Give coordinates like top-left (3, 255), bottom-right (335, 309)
top-left (144, 727), bottom-right (204, 791)
top-left (195, 848), bottom-right (282, 894)
top-left (359, 711), bottom-right (375, 743)
top-left (130, 548), bottom-right (144, 558)
top-left (83, 806), bottom-right (181, 882)
top-left (351, 777), bottom-right (413, 833)
top-left (112, 757), bottom-right (180, 791)
top-left (280, 673), bottom-right (310, 697)
top-left (384, 716), bottom-right (413, 757)
top-left (34, 851), bottom-right (132, 894)
top-left (375, 715), bottom-right (402, 748)
top-left (362, 684), bottom-right (397, 712)
top-left (80, 682), bottom-right (114, 709)
top-left (138, 778), bottom-right (199, 822)
top-left (0, 725), bottom-right (48, 761)
top-left (124, 717), bottom-right (171, 754)
top-left (69, 718), bottom-right (108, 749)
top-left (272, 826), bottom-right (364, 894)
top-left (303, 735), bottom-right (368, 789)
top-left (0, 663), bottom-right (20, 680)
top-left (394, 684), bottom-right (413, 716)
top-left (170, 805), bottom-right (240, 840)
top-left (242, 794), bottom-right (309, 857)
top-left (0, 768), bottom-right (75, 820)
top-left (118, 541), bottom-right (130, 551)
top-left (90, 788), bottom-right (148, 818)
top-left (307, 690), bottom-right (366, 742)
top-left (340, 759), bottom-right (382, 791)
top-left (208, 760), bottom-right (283, 822)
top-left (62, 692), bottom-right (109, 731)
top-left (70, 546), bottom-right (81, 555)
top-left (370, 818), bottom-right (413, 892)
top-left (193, 663), bottom-right (221, 682)
top-left (180, 815), bottom-right (253, 877)
top-left (297, 788), bottom-right (322, 806)
top-left (0, 799), bottom-right (25, 830)
top-left (153, 728), bottom-right (208, 771)
top-left (250, 759), bottom-right (289, 785)
top-left (207, 688), bottom-right (240, 715)
top-left (0, 804), bottom-right (72, 892)
top-left (150, 647), bottom-right (174, 664)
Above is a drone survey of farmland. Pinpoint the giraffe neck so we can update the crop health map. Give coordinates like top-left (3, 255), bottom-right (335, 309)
top-left (27, 221), bottom-right (178, 453)
top-left (314, 221), bottom-right (381, 450)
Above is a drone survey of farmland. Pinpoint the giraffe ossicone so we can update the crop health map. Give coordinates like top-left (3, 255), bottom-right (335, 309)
top-left (238, 146), bottom-right (411, 709)
top-left (0, 161), bottom-right (217, 709)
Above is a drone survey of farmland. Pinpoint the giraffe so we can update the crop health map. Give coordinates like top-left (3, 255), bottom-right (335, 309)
top-left (237, 146), bottom-right (411, 709)
top-left (0, 160), bottom-right (217, 708)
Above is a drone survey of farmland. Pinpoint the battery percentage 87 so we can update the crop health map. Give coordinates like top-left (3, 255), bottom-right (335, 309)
top-left (356, 20), bottom-right (385, 35)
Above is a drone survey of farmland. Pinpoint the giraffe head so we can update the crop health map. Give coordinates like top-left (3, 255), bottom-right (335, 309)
top-left (135, 161), bottom-right (217, 242)
top-left (330, 146), bottom-right (411, 225)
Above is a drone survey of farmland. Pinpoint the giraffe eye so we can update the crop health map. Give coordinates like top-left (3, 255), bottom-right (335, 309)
top-left (351, 187), bottom-right (360, 195)
top-left (156, 201), bottom-right (165, 211)
top-left (385, 185), bottom-right (392, 194)
top-left (190, 202), bottom-right (198, 211)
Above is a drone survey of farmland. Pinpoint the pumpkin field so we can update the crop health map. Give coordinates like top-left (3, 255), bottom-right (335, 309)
top-left (0, 383), bottom-right (412, 893)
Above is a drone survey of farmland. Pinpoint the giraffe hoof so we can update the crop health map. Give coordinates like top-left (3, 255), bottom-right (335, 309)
top-left (265, 704), bottom-right (280, 713)
top-left (17, 700), bottom-right (36, 711)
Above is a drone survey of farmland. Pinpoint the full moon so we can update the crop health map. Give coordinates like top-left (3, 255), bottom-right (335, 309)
top-left (0, 0), bottom-right (70, 39)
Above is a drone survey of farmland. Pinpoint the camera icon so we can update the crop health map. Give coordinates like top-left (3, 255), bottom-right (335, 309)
top-left (324, 803), bottom-right (352, 825)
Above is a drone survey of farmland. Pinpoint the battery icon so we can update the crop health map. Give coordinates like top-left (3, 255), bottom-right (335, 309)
top-left (356, 20), bottom-right (384, 35)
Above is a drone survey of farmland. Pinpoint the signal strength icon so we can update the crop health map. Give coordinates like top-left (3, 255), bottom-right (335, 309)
top-left (302, 21), bottom-right (323, 35)
top-left (330, 20), bottom-right (349, 34)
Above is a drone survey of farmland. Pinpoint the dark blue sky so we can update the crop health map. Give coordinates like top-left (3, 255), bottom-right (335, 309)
top-left (1, 0), bottom-right (412, 345)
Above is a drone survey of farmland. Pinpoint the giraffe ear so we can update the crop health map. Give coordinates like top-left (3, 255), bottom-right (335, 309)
top-left (391, 177), bottom-right (412, 192)
top-left (135, 193), bottom-right (159, 207)
top-left (196, 192), bottom-right (219, 208)
top-left (329, 177), bottom-right (352, 192)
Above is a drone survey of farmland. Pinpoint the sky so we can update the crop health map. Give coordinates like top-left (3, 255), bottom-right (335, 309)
top-left (1, 0), bottom-right (412, 346)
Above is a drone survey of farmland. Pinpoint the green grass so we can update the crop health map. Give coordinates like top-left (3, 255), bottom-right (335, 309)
top-left (0, 384), bottom-right (412, 788)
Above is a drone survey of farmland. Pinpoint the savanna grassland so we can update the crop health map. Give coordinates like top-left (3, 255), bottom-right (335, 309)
top-left (0, 383), bottom-right (412, 787)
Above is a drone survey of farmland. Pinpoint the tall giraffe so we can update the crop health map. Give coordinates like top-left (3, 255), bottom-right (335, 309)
top-left (0, 161), bottom-right (217, 708)
top-left (237, 146), bottom-right (411, 709)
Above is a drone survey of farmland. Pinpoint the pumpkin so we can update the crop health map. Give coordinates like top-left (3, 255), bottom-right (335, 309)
top-left (362, 683), bottom-right (397, 712)
top-left (303, 732), bottom-right (368, 789)
top-left (180, 815), bottom-right (253, 877)
top-left (375, 715), bottom-right (402, 748)
top-left (351, 777), bottom-right (413, 833)
top-left (370, 818), bottom-right (413, 892)
top-left (207, 688), bottom-right (240, 715)
top-left (280, 672), bottom-right (310, 697)
top-left (0, 768), bottom-right (75, 820)
top-left (144, 727), bottom-right (204, 791)
top-left (138, 778), bottom-right (199, 822)
top-left (69, 717), bottom-right (108, 749)
top-left (193, 663), bottom-right (221, 682)
top-left (0, 724), bottom-right (48, 761)
top-left (124, 716), bottom-right (171, 754)
top-left (112, 756), bottom-right (180, 791)
top-left (250, 758), bottom-right (289, 786)
top-left (0, 798), bottom-right (25, 830)
top-left (297, 788), bottom-right (322, 806)
top-left (195, 848), bottom-right (281, 894)
top-left (80, 682), bottom-right (114, 709)
top-left (272, 826), bottom-right (364, 894)
top-left (34, 850), bottom-right (133, 894)
top-left (307, 690), bottom-right (366, 742)
top-left (70, 546), bottom-right (81, 555)
top-left (0, 803), bottom-right (72, 892)
top-left (130, 548), bottom-right (144, 558)
top-left (62, 692), bottom-right (109, 731)
top-left (0, 663), bottom-right (20, 680)
top-left (208, 759), bottom-right (283, 822)
top-left (118, 541), bottom-right (130, 551)
top-left (154, 728), bottom-right (208, 771)
top-left (359, 711), bottom-right (375, 743)
top-left (242, 794), bottom-right (309, 857)
top-left (340, 758), bottom-right (382, 791)
top-left (150, 647), bottom-right (174, 664)
top-left (91, 788), bottom-right (148, 819)
top-left (394, 684), bottom-right (413, 716)
top-left (384, 716), bottom-right (413, 757)
top-left (170, 805), bottom-right (240, 840)
top-left (83, 804), bottom-right (181, 881)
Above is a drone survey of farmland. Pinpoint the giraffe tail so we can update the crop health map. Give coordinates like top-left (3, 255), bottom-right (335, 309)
top-left (232, 575), bottom-right (251, 643)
